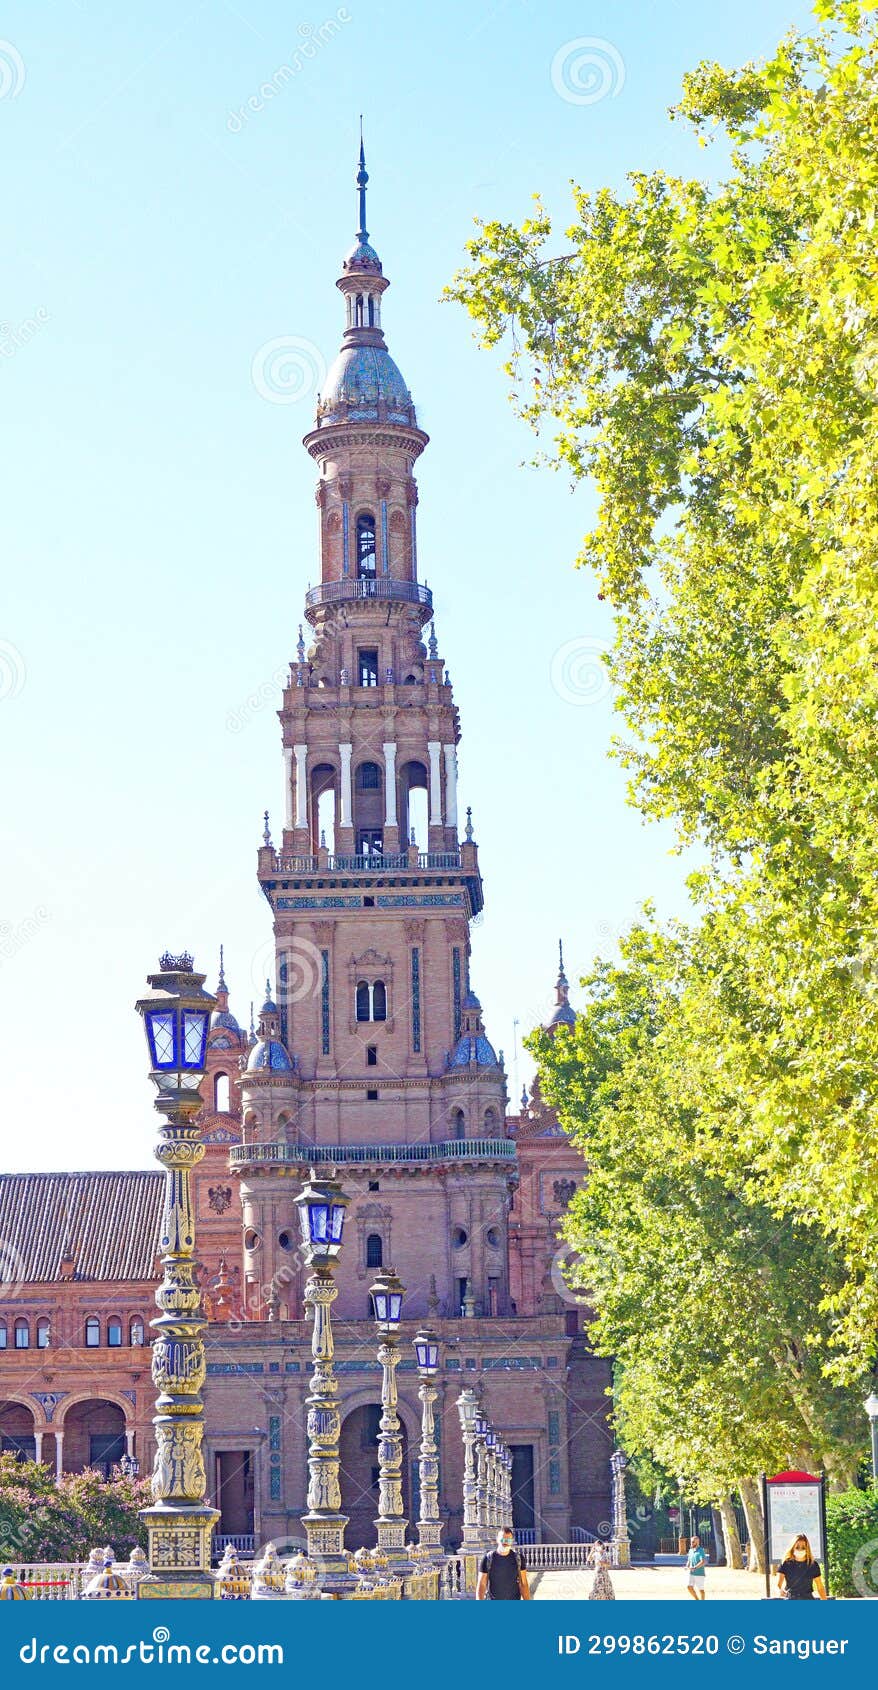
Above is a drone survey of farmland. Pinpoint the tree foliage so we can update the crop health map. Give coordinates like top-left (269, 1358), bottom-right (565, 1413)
top-left (450, 0), bottom-right (878, 1399)
top-left (0, 1455), bottom-right (149, 1562)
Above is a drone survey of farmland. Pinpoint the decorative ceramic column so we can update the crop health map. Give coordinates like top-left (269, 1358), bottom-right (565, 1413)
top-left (413, 1328), bottom-right (443, 1560)
top-left (455, 1389), bottom-right (481, 1552)
top-left (370, 1269), bottom-right (409, 1565)
top-left (296, 1169), bottom-right (353, 1592)
top-left (135, 954), bottom-right (219, 1599)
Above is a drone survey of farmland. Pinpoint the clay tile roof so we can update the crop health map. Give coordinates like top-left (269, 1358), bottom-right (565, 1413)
top-left (0, 1172), bottom-right (165, 1284)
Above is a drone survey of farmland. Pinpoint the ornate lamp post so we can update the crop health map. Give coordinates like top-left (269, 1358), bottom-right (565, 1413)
top-left (295, 1167), bottom-right (351, 1589)
top-left (865, 1392), bottom-right (878, 1484)
top-left (611, 1450), bottom-right (632, 1568)
top-left (413, 1327), bottom-right (443, 1560)
top-left (369, 1267), bottom-right (408, 1563)
top-left (135, 953), bottom-right (218, 1599)
top-left (474, 1414), bottom-right (490, 1544)
top-left (455, 1388), bottom-right (481, 1552)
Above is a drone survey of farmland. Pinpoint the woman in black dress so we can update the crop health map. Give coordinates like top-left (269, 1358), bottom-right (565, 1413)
top-left (776, 1534), bottom-right (827, 1600)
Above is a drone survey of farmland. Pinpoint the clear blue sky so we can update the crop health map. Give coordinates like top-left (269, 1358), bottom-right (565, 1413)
top-left (1, 0), bottom-right (814, 1171)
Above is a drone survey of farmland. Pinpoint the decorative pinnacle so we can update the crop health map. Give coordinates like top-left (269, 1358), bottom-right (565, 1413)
top-left (265, 977), bottom-right (272, 1001)
top-left (297, 624), bottom-right (306, 664)
top-left (464, 806), bottom-right (474, 843)
top-left (356, 119), bottom-right (369, 244)
top-left (263, 810), bottom-right (272, 847)
top-left (249, 1002), bottom-right (255, 1041)
top-left (218, 943), bottom-right (227, 993)
top-left (521, 1084), bottom-right (528, 1108)
top-left (428, 621), bottom-right (438, 659)
top-left (557, 939), bottom-right (568, 989)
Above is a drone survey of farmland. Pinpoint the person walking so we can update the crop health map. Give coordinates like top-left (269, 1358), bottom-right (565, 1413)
top-left (587, 1539), bottom-right (616, 1600)
top-left (477, 1527), bottom-right (530, 1600)
top-left (685, 1535), bottom-right (708, 1599)
top-left (776, 1534), bottom-right (827, 1600)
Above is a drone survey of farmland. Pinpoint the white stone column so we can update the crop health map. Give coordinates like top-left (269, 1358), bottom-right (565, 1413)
top-left (283, 747), bottom-right (293, 830)
top-left (34, 1430), bottom-right (43, 1464)
top-left (293, 744), bottom-right (308, 829)
top-left (427, 741), bottom-right (443, 826)
top-left (125, 1428), bottom-right (135, 1457)
top-left (54, 1430), bottom-right (63, 1482)
top-left (443, 744), bottom-right (458, 829)
top-left (383, 742), bottom-right (398, 827)
top-left (339, 743), bottom-right (353, 829)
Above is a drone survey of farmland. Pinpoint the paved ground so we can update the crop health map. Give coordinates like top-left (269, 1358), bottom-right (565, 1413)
top-left (531, 1565), bottom-right (768, 1601)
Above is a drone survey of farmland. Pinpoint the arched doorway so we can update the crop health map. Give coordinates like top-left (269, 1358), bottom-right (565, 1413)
top-left (339, 1402), bottom-right (411, 1552)
top-left (0, 1400), bottom-right (36, 1460)
top-left (61, 1399), bottom-right (127, 1476)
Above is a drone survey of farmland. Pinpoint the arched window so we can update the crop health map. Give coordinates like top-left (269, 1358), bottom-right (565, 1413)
top-left (355, 293), bottom-right (365, 327)
top-left (356, 513), bottom-right (377, 579)
top-left (214, 1072), bottom-right (230, 1113)
top-left (107, 1318), bottom-right (122, 1347)
top-left (366, 1233), bottom-right (383, 1269)
top-left (452, 1108), bottom-right (466, 1141)
top-left (484, 1107), bottom-right (498, 1135)
top-left (312, 763), bottom-right (337, 854)
top-left (356, 980), bottom-right (387, 1023)
top-left (130, 1318), bottom-right (145, 1346)
top-left (367, 296), bottom-right (375, 327)
top-left (36, 1318), bottom-right (50, 1349)
top-left (0, 1321), bottom-right (6, 1349)
top-left (14, 1319), bottom-right (30, 1349)
top-left (85, 1316), bottom-right (100, 1348)
top-left (357, 761), bottom-right (381, 790)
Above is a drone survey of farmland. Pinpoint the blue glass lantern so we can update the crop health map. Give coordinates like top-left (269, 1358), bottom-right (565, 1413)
top-left (295, 1168), bottom-right (349, 1266)
top-left (369, 1267), bottom-right (405, 1329)
top-left (413, 1327), bottom-right (440, 1374)
top-left (486, 1427), bottom-right (497, 1449)
top-left (136, 953), bottom-right (214, 1093)
top-left (475, 1414), bottom-right (488, 1439)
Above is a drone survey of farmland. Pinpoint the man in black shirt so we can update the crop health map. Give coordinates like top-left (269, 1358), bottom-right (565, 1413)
top-left (477, 1528), bottom-right (530, 1600)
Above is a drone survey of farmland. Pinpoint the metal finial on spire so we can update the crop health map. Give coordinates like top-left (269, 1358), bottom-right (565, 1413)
top-left (218, 944), bottom-right (227, 993)
top-left (249, 1001), bottom-right (255, 1041)
top-left (465, 806), bottom-right (474, 843)
top-left (263, 810), bottom-right (272, 847)
top-left (356, 118), bottom-right (369, 244)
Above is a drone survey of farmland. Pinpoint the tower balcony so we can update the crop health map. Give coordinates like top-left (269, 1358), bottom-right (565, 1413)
top-left (230, 1138), bottom-right (517, 1172)
top-left (304, 576), bottom-right (432, 624)
top-left (258, 839), bottom-right (483, 916)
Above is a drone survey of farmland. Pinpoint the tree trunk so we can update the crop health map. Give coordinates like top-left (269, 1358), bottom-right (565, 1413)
top-left (709, 1506), bottom-right (725, 1565)
top-left (717, 1494), bottom-right (744, 1568)
top-left (739, 1478), bottom-right (765, 1571)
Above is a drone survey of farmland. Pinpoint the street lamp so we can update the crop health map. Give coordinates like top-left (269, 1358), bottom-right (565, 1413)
top-left (119, 1454), bottom-right (140, 1480)
top-left (369, 1267), bottom-right (409, 1564)
top-left (135, 953), bottom-right (218, 1600)
top-left (295, 1167), bottom-right (351, 1590)
top-left (485, 1426), bottom-right (498, 1532)
top-left (473, 1414), bottom-right (490, 1544)
top-left (865, 1392), bottom-right (878, 1483)
top-left (413, 1328), bottom-right (443, 1560)
top-left (455, 1388), bottom-right (482, 1553)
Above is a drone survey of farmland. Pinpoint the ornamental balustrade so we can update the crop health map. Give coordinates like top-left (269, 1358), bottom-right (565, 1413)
top-left (230, 1139), bottom-right (516, 1168)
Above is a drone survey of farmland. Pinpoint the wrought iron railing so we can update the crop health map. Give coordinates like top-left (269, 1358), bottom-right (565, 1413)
top-left (305, 578), bottom-right (432, 611)
top-left (270, 850), bottom-right (461, 874)
top-left (231, 1139), bottom-right (516, 1168)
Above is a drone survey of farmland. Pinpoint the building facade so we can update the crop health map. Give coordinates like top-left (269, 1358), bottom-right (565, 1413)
top-left (0, 151), bottom-right (612, 1551)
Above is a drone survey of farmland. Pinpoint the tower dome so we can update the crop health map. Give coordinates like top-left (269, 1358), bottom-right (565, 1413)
top-left (314, 134), bottom-right (418, 429)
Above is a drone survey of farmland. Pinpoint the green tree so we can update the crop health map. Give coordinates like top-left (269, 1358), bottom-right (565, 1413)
top-left (0, 1453), bottom-right (149, 1562)
top-left (450, 0), bottom-right (878, 1382)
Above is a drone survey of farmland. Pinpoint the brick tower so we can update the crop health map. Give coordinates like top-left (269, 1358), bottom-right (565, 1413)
top-left (235, 141), bottom-right (515, 1332)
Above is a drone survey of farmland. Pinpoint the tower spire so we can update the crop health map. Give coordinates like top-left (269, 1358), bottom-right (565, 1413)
top-left (218, 943), bottom-right (227, 994)
top-left (356, 118), bottom-right (369, 244)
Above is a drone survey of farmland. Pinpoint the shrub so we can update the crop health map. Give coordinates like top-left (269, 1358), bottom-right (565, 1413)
top-left (825, 1486), bottom-right (878, 1597)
